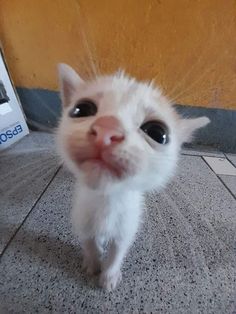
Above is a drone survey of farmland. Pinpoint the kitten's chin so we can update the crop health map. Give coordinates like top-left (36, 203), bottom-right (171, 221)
top-left (77, 159), bottom-right (127, 190)
top-left (81, 159), bottom-right (124, 178)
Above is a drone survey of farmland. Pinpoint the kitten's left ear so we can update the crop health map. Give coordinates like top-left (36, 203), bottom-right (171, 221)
top-left (179, 116), bottom-right (210, 143)
top-left (58, 63), bottom-right (83, 107)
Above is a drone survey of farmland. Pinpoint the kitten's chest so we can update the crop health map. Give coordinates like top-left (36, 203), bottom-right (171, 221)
top-left (83, 197), bottom-right (127, 240)
top-left (72, 188), bottom-right (141, 240)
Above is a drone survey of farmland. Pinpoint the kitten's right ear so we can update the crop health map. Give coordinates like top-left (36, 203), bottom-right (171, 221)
top-left (58, 63), bottom-right (83, 107)
top-left (178, 116), bottom-right (210, 143)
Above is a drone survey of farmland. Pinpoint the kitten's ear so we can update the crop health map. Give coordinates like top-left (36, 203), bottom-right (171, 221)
top-left (58, 63), bottom-right (83, 107)
top-left (179, 116), bottom-right (210, 143)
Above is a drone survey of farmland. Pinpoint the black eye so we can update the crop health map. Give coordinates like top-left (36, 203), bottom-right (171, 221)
top-left (140, 120), bottom-right (169, 144)
top-left (69, 99), bottom-right (97, 118)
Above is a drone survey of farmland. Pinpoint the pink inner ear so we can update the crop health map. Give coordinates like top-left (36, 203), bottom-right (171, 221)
top-left (58, 63), bottom-right (83, 107)
top-left (61, 79), bottom-right (75, 107)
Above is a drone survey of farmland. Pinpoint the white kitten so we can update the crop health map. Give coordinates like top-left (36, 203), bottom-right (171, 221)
top-left (56, 63), bottom-right (209, 291)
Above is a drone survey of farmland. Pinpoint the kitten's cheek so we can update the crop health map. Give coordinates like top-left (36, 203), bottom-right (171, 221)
top-left (65, 143), bottom-right (83, 168)
top-left (66, 140), bottom-right (77, 162)
top-left (65, 136), bottom-right (84, 163)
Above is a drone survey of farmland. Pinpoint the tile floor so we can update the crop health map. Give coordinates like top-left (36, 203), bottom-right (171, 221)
top-left (0, 132), bottom-right (236, 314)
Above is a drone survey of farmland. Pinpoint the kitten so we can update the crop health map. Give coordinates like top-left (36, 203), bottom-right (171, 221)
top-left (56, 63), bottom-right (210, 291)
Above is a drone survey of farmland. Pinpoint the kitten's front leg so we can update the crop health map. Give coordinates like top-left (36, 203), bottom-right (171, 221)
top-left (99, 238), bottom-right (132, 291)
top-left (82, 238), bottom-right (103, 275)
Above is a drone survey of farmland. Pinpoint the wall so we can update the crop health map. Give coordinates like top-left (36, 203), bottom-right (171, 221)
top-left (1, 0), bottom-right (236, 110)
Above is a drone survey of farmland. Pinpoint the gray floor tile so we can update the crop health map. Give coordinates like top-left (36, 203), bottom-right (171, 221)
top-left (203, 156), bottom-right (236, 176)
top-left (1, 131), bottom-right (56, 155)
top-left (0, 132), bottom-right (59, 255)
top-left (1, 156), bottom-right (236, 313)
top-left (219, 175), bottom-right (236, 197)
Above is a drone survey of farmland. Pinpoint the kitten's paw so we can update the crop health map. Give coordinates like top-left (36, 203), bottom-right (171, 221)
top-left (82, 258), bottom-right (101, 276)
top-left (99, 270), bottom-right (122, 291)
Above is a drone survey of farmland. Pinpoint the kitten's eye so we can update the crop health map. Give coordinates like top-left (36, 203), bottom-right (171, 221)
top-left (140, 120), bottom-right (169, 144)
top-left (69, 99), bottom-right (97, 118)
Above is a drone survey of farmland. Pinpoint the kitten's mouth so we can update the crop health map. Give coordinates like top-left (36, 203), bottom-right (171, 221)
top-left (83, 159), bottom-right (123, 178)
top-left (73, 151), bottom-right (127, 179)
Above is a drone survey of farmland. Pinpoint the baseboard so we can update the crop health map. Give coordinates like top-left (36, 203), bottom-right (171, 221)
top-left (16, 87), bottom-right (236, 153)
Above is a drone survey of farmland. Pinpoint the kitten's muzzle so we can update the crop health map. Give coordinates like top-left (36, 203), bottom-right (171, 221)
top-left (68, 116), bottom-right (131, 178)
top-left (89, 116), bottom-right (124, 149)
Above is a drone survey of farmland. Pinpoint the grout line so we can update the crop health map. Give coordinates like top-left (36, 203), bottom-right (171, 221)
top-left (216, 176), bottom-right (236, 201)
top-left (202, 155), bottom-right (236, 176)
top-left (200, 156), bottom-right (217, 174)
top-left (201, 156), bottom-right (236, 201)
top-left (224, 154), bottom-right (236, 169)
top-left (0, 165), bottom-right (62, 259)
top-left (181, 151), bottom-right (224, 157)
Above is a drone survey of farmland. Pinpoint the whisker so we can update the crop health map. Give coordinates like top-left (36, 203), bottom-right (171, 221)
top-left (30, 92), bottom-right (59, 119)
top-left (80, 55), bottom-right (95, 81)
top-left (0, 160), bottom-right (58, 198)
top-left (165, 17), bottom-right (235, 105)
top-left (169, 57), bottom-right (229, 104)
top-left (0, 157), bottom-right (57, 186)
top-left (0, 156), bottom-right (53, 179)
top-left (1, 146), bottom-right (55, 156)
top-left (1, 163), bottom-right (52, 194)
top-left (169, 22), bottom-right (236, 104)
top-left (81, 25), bottom-right (101, 78)
top-left (167, 23), bottom-right (215, 100)
top-left (74, 0), bottom-right (100, 79)
top-left (27, 119), bottom-right (57, 133)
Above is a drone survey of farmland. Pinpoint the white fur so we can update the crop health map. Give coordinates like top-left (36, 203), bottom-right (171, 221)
top-left (56, 63), bottom-right (210, 290)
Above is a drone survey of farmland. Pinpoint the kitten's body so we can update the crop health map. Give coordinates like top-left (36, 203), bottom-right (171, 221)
top-left (57, 64), bottom-right (209, 290)
top-left (72, 184), bottom-right (142, 289)
top-left (72, 184), bottom-right (142, 242)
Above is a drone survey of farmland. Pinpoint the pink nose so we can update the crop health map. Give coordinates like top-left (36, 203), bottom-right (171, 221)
top-left (90, 116), bottom-right (124, 147)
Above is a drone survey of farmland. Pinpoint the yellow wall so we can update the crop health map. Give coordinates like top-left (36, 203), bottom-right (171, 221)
top-left (0, 0), bottom-right (236, 109)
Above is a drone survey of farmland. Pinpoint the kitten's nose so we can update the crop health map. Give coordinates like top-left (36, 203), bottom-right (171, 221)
top-left (90, 116), bottom-right (124, 147)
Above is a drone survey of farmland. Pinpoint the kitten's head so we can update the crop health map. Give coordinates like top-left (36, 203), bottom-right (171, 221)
top-left (56, 64), bottom-right (209, 191)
